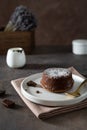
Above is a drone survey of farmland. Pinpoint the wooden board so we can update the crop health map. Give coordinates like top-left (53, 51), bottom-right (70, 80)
top-left (0, 27), bottom-right (35, 54)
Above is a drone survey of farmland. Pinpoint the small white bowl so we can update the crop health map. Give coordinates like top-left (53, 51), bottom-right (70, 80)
top-left (72, 39), bottom-right (87, 55)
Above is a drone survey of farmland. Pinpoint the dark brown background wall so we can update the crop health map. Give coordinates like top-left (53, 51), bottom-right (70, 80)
top-left (0, 0), bottom-right (87, 45)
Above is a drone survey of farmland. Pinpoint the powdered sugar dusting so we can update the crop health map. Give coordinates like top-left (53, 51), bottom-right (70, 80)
top-left (44, 68), bottom-right (70, 78)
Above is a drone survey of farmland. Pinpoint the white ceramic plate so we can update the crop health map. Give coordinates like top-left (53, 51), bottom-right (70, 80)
top-left (21, 73), bottom-right (87, 106)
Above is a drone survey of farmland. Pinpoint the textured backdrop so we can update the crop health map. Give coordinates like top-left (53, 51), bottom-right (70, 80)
top-left (0, 0), bottom-right (87, 45)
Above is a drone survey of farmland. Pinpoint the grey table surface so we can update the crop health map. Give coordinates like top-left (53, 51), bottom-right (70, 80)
top-left (0, 46), bottom-right (87, 130)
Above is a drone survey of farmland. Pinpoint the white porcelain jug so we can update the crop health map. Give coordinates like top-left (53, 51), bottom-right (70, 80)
top-left (6, 47), bottom-right (26, 68)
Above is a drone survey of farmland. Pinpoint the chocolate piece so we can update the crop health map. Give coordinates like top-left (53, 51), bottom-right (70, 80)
top-left (0, 90), bottom-right (5, 96)
top-left (2, 99), bottom-right (15, 108)
top-left (27, 80), bottom-right (42, 88)
top-left (27, 80), bottom-right (37, 87)
top-left (36, 90), bottom-right (41, 94)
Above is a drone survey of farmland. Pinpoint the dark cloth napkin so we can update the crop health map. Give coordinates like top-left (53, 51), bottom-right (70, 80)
top-left (11, 67), bottom-right (87, 119)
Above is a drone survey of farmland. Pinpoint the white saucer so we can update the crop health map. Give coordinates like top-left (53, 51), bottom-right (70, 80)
top-left (21, 73), bottom-right (87, 106)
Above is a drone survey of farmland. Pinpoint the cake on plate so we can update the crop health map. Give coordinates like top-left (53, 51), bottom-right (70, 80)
top-left (40, 68), bottom-right (74, 93)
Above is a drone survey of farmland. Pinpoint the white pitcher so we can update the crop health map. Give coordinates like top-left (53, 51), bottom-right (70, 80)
top-left (6, 47), bottom-right (26, 68)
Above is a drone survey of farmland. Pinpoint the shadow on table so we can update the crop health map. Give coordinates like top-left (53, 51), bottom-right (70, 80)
top-left (0, 93), bottom-right (12, 99)
top-left (43, 109), bottom-right (86, 126)
top-left (24, 64), bottom-right (68, 70)
top-left (14, 104), bottom-right (24, 110)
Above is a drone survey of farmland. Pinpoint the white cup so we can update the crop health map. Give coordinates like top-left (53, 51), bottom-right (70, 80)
top-left (72, 39), bottom-right (87, 55)
top-left (6, 47), bottom-right (26, 68)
